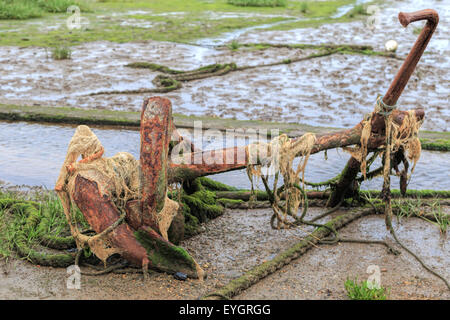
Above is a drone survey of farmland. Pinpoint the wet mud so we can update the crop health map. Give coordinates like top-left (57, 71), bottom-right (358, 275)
top-left (0, 1), bottom-right (448, 131)
top-left (1, 206), bottom-right (448, 299)
top-left (236, 212), bottom-right (450, 300)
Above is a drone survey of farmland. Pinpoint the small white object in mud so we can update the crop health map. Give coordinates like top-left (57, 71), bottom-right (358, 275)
top-left (385, 40), bottom-right (398, 52)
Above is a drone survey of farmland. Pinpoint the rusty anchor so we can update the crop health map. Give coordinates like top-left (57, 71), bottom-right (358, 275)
top-left (55, 9), bottom-right (439, 278)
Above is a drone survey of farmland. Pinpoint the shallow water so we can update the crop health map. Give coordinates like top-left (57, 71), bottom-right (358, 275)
top-left (0, 121), bottom-right (448, 190)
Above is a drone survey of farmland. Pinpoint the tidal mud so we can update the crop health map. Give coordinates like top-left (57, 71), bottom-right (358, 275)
top-left (1, 206), bottom-right (448, 299)
top-left (0, 0), bottom-right (447, 131)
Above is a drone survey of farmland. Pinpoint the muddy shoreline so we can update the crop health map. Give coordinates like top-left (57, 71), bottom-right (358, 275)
top-left (0, 43), bottom-right (447, 131)
top-left (1, 206), bottom-right (448, 300)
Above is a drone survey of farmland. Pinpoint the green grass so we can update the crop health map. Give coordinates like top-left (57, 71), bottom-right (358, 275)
top-left (51, 45), bottom-right (72, 59)
top-left (0, 14), bottom-right (289, 47)
top-left (227, 0), bottom-right (287, 7)
top-left (265, 0), bottom-right (366, 30)
top-left (228, 39), bottom-right (241, 50)
top-left (393, 197), bottom-right (423, 221)
top-left (101, 0), bottom-right (289, 12)
top-left (420, 201), bottom-right (449, 234)
top-left (0, 191), bottom-right (86, 260)
top-left (0, 0), bottom-right (42, 19)
top-left (345, 278), bottom-right (389, 300)
top-left (370, 196), bottom-right (449, 235)
top-left (300, 1), bottom-right (308, 13)
top-left (35, 0), bottom-right (88, 13)
top-left (0, 0), bottom-right (90, 19)
top-left (297, 0), bottom-right (357, 18)
top-left (346, 3), bottom-right (367, 18)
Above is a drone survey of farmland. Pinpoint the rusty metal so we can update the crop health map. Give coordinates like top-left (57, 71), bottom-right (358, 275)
top-left (329, 10), bottom-right (439, 208)
top-left (384, 9), bottom-right (439, 106)
top-left (168, 109), bottom-right (425, 183)
top-left (139, 97), bottom-right (173, 230)
top-left (72, 175), bottom-right (149, 268)
top-left (378, 9), bottom-right (439, 228)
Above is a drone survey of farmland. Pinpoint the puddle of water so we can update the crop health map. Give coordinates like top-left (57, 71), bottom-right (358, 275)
top-left (212, 146), bottom-right (450, 191)
top-left (119, 20), bottom-right (156, 29)
top-left (0, 121), bottom-right (448, 191)
top-left (204, 11), bottom-right (294, 20)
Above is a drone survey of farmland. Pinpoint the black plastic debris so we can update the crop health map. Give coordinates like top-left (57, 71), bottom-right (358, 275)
top-left (174, 272), bottom-right (187, 281)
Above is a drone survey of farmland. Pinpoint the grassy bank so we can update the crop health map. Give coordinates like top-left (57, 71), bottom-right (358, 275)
top-left (0, 0), bottom-right (373, 47)
top-left (0, 103), bottom-right (448, 151)
top-left (0, 0), bottom-right (91, 20)
top-left (0, 103), bottom-right (336, 135)
top-left (227, 0), bottom-right (287, 7)
top-left (0, 190), bottom-right (83, 263)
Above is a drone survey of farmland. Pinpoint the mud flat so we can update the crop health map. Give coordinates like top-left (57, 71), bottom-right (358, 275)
top-left (0, 41), bottom-right (447, 131)
top-left (0, 0), bottom-right (448, 301)
top-left (167, 53), bottom-right (447, 130)
top-left (0, 0), bottom-right (448, 132)
top-left (1, 206), bottom-right (448, 300)
top-left (235, 212), bottom-right (450, 300)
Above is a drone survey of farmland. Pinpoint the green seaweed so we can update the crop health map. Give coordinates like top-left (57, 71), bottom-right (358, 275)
top-left (419, 138), bottom-right (450, 151)
top-left (217, 198), bottom-right (244, 208)
top-left (125, 62), bottom-right (184, 74)
top-left (182, 193), bottom-right (224, 222)
top-left (197, 177), bottom-right (238, 192)
top-left (361, 189), bottom-right (450, 199)
top-left (0, 198), bottom-right (75, 266)
top-left (180, 203), bottom-right (201, 238)
top-left (134, 228), bottom-right (199, 277)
